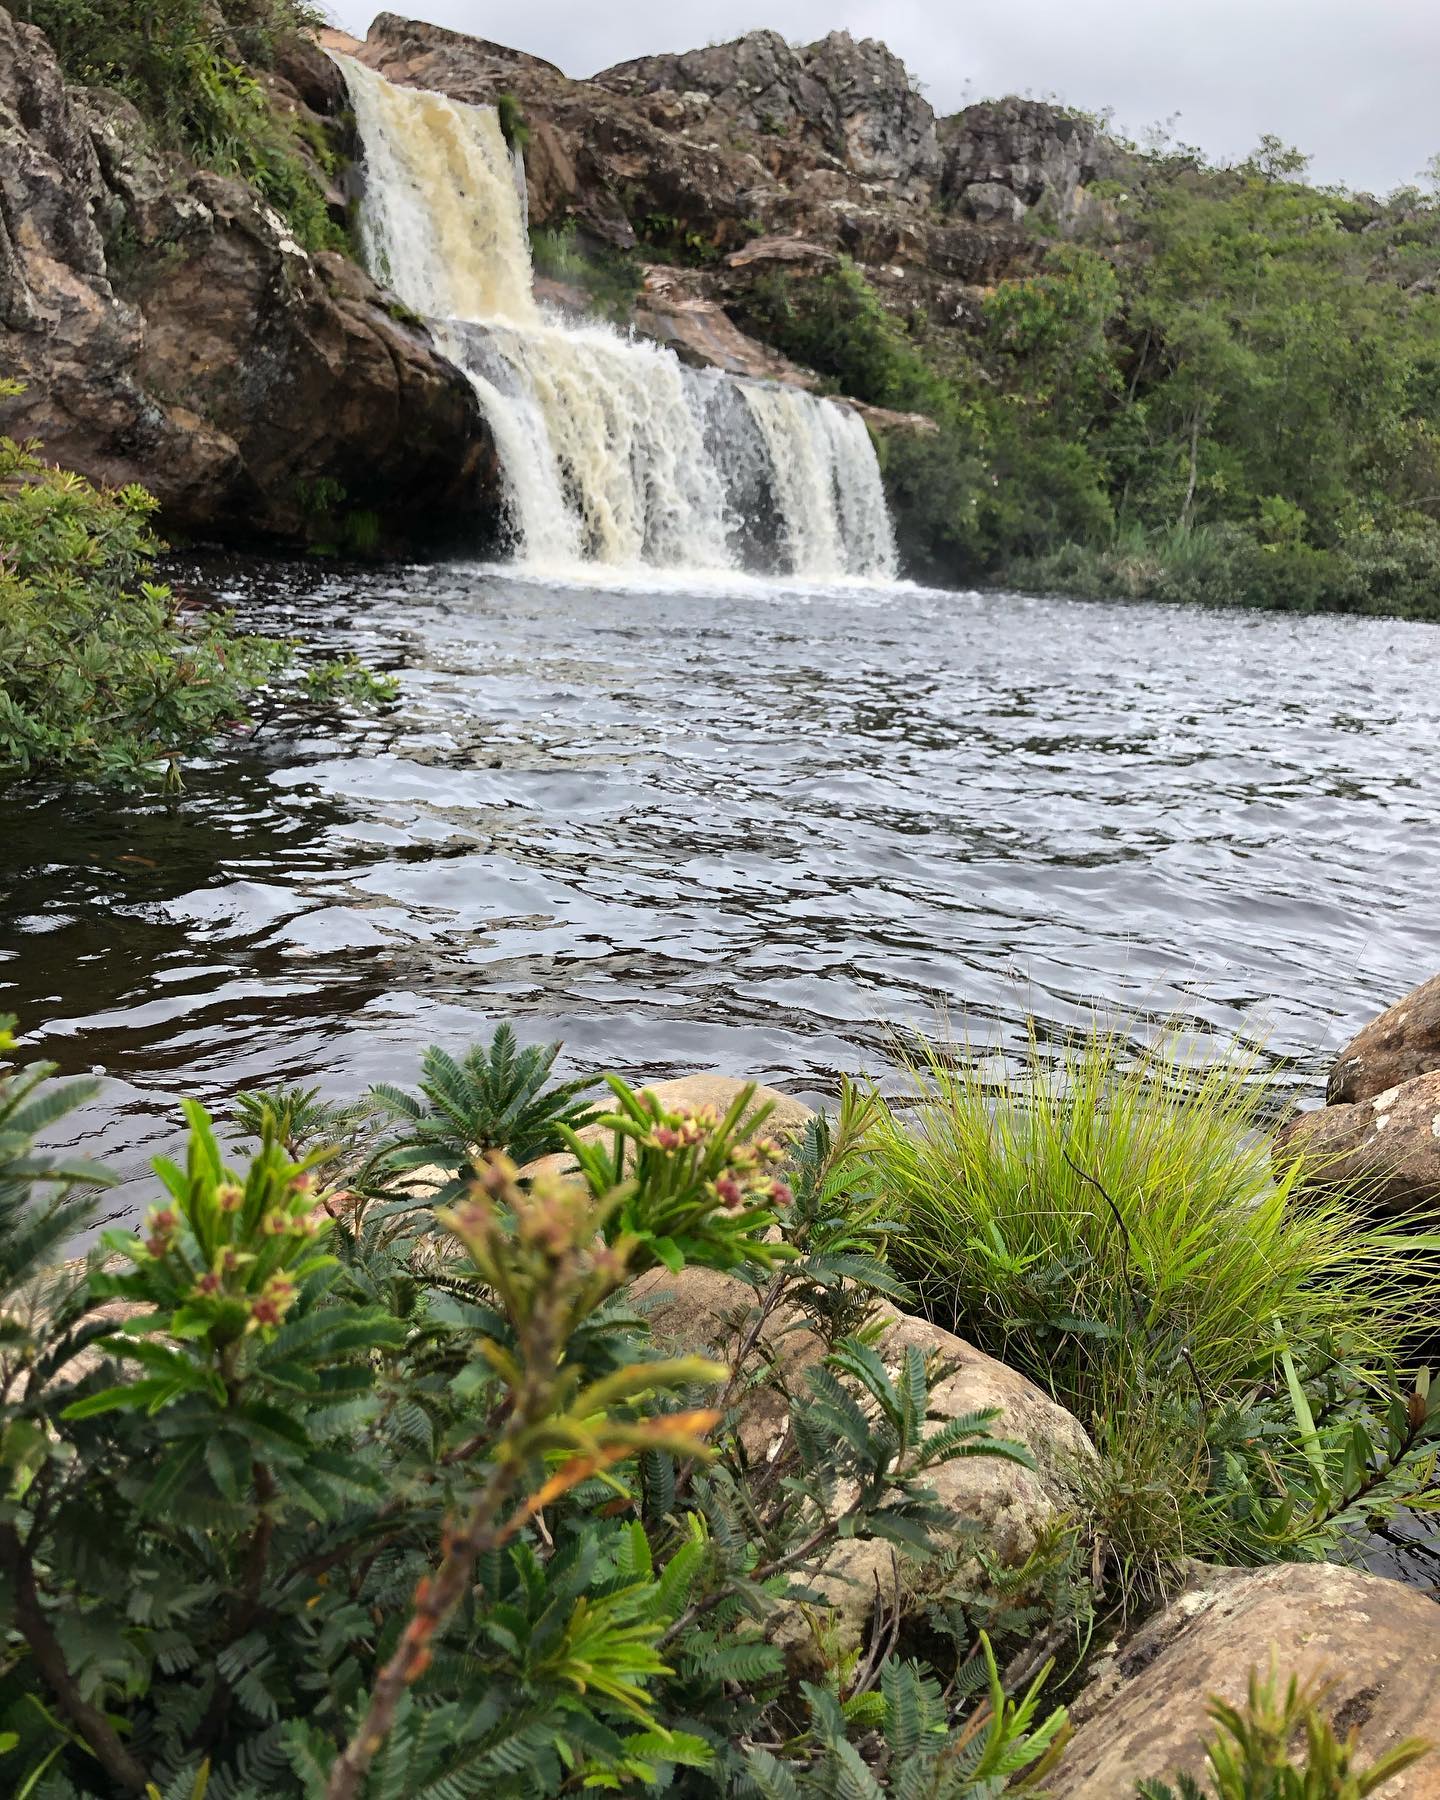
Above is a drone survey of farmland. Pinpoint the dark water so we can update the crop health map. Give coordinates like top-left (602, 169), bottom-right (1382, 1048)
top-left (3, 558), bottom-right (1439, 1226)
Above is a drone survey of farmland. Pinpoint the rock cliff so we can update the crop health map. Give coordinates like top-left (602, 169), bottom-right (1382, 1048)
top-left (0, 5), bottom-right (498, 552)
top-left (4, 3), bottom-right (1130, 550)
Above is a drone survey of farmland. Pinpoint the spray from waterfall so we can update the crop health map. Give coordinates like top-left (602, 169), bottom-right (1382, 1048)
top-left (340, 55), bottom-right (898, 581)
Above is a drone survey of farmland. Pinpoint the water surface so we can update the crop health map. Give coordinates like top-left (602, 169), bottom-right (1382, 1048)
top-left (3, 559), bottom-right (1438, 1223)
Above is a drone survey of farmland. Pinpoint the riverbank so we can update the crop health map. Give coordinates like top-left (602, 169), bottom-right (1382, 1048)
top-left (5, 980), bottom-right (1440, 1795)
top-left (1000, 526), bottom-right (1440, 621)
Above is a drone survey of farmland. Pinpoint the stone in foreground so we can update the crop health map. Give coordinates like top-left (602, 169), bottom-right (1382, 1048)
top-left (633, 1261), bottom-right (1096, 1668)
top-left (1053, 1563), bottom-right (1440, 1798)
top-left (1329, 972), bottom-right (1440, 1105)
top-left (1278, 1069), bottom-right (1440, 1214)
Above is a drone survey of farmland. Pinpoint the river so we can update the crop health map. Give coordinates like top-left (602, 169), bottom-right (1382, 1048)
top-left (2, 559), bottom-right (1438, 1228)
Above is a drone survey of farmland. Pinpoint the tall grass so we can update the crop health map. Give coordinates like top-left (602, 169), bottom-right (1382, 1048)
top-left (860, 1026), bottom-right (1440, 1589)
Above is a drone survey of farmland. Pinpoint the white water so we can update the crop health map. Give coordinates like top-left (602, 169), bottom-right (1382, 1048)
top-left (340, 57), bottom-right (898, 580)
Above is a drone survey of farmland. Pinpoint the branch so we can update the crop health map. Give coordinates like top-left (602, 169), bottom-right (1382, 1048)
top-left (0, 1523), bottom-right (148, 1794)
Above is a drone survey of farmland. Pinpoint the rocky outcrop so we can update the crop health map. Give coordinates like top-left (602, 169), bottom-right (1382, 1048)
top-left (1329, 972), bottom-right (1440, 1104)
top-left (1054, 1563), bottom-right (1440, 1797)
top-left (1278, 973), bottom-right (1440, 1214)
top-left (596, 29), bottom-right (941, 201)
top-left (940, 99), bottom-right (1127, 231)
top-left (0, 5), bottom-right (497, 551)
top-left (634, 1259), bottom-right (1095, 1669)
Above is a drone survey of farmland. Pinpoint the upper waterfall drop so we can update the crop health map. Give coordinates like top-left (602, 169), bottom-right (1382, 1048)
top-left (339, 56), bottom-right (898, 582)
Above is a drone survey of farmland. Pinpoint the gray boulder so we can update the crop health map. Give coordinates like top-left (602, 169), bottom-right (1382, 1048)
top-left (596, 28), bottom-right (940, 200)
top-left (1277, 1070), bottom-right (1440, 1215)
top-left (940, 97), bottom-right (1125, 229)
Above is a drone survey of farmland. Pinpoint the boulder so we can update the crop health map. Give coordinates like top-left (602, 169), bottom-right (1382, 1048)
top-left (1277, 1070), bottom-right (1440, 1215)
top-left (634, 1261), bottom-right (1096, 1668)
top-left (1329, 973), bottom-right (1440, 1105)
top-left (1053, 1563), bottom-right (1440, 1798)
top-left (939, 97), bottom-right (1127, 231)
top-left (596, 28), bottom-right (939, 201)
top-left (0, 4), bottom-right (497, 551)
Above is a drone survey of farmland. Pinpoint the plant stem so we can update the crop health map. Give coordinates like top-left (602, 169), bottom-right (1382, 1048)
top-left (0, 1522), bottom-right (148, 1794)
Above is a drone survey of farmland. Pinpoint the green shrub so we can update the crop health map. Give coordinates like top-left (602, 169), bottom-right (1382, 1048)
top-left (1139, 1660), bottom-right (1433, 1797)
top-left (19, 0), bottom-right (347, 254)
top-left (0, 1028), bottom-right (1067, 1797)
top-left (494, 90), bottom-right (530, 154)
top-left (530, 222), bottom-right (644, 324)
top-left (861, 1027), bottom-right (1440, 1585)
top-left (0, 433), bottom-right (287, 784)
top-left (1005, 523), bottom-right (1440, 619)
top-left (0, 424), bottom-right (395, 785)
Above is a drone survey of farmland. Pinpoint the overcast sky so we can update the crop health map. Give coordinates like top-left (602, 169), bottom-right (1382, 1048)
top-left (326, 1), bottom-right (1440, 196)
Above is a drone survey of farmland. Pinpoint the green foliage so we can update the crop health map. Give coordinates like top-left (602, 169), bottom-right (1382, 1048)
top-left (494, 91), bottom-right (530, 154)
top-left (0, 436), bottom-right (286, 785)
top-left (529, 223), bottom-right (644, 324)
top-left (733, 150), bottom-right (1440, 612)
top-left (740, 1638), bottom-right (1069, 1797)
top-left (861, 1026), bottom-right (1440, 1594)
top-left (0, 436), bottom-right (393, 786)
top-left (1138, 1661), bottom-right (1433, 1797)
top-left (368, 1026), bottom-right (600, 1202)
top-left (20, 0), bottom-right (346, 254)
top-left (0, 1027), bottom-right (1067, 1798)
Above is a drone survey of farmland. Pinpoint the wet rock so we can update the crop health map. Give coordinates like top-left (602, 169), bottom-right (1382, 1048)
top-left (1277, 1071), bottom-right (1440, 1215)
top-left (1054, 1563), bottom-right (1440, 1797)
top-left (0, 2), bottom-right (496, 551)
top-left (635, 1263), bottom-right (1095, 1669)
top-left (1329, 973), bottom-right (1440, 1105)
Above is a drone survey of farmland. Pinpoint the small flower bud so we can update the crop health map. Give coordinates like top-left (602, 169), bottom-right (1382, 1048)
top-left (215, 1183), bottom-right (244, 1213)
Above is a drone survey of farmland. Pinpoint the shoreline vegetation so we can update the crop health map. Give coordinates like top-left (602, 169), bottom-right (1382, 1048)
top-left (4, 4), bottom-right (1440, 615)
top-left (2, 1005), bottom-right (1440, 1795)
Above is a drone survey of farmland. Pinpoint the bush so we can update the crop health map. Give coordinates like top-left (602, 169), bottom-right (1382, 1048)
top-left (0, 420), bottom-right (396, 786)
top-left (0, 1027), bottom-right (1070, 1797)
top-left (1005, 522), bottom-right (1440, 620)
top-left (1139, 1661), bottom-right (1433, 1797)
top-left (861, 1027), bottom-right (1440, 1589)
top-left (530, 222), bottom-right (644, 325)
top-left (19, 0), bottom-right (347, 254)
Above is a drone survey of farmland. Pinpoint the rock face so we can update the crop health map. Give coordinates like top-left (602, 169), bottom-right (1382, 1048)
top-left (634, 1261), bottom-right (1095, 1667)
top-left (1054, 1563), bottom-right (1440, 1798)
top-left (1278, 1070), bottom-right (1440, 1214)
top-left (940, 98), bottom-right (1126, 231)
top-left (596, 29), bottom-right (941, 201)
top-left (0, 5), bottom-right (497, 550)
top-left (1329, 973), bottom-right (1440, 1104)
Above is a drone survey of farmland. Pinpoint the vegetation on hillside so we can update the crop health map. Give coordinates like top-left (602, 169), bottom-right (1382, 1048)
top-left (0, 1011), bottom-right (1436, 1795)
top-left (17, 0), bottom-right (347, 253)
top-left (0, 403), bottom-right (394, 786)
top-left (741, 145), bottom-right (1440, 616)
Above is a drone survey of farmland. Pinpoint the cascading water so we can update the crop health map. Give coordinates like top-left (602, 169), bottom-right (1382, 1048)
top-left (339, 56), bottom-right (898, 580)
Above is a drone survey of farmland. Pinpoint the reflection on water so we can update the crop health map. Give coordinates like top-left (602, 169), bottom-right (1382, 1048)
top-left (3, 557), bottom-right (1439, 1231)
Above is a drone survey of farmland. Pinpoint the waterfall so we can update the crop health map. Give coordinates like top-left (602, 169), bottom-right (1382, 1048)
top-left (340, 56), bottom-right (898, 581)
